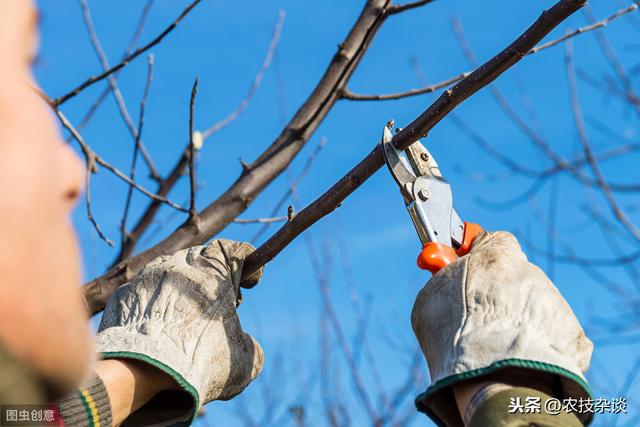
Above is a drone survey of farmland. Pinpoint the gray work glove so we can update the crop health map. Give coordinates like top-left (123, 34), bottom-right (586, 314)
top-left (95, 240), bottom-right (264, 425)
top-left (411, 231), bottom-right (593, 426)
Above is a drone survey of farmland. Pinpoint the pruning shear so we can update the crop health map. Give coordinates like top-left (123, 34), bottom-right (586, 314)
top-left (381, 123), bottom-right (483, 274)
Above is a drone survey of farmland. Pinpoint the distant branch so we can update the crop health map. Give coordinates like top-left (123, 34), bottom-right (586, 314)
top-left (201, 10), bottom-right (286, 139)
top-left (120, 55), bottom-right (155, 248)
top-left (234, 216), bottom-right (288, 224)
top-left (85, 157), bottom-right (115, 246)
top-left (53, 0), bottom-right (203, 106)
top-left (68, 0), bottom-right (154, 139)
top-left (530, 3), bottom-right (638, 54)
top-left (387, 0), bottom-right (436, 15)
top-left (85, 0), bottom-right (402, 313)
top-left (448, 21), bottom-right (640, 193)
top-left (79, 0), bottom-right (160, 180)
top-left (116, 10), bottom-right (287, 261)
top-left (56, 110), bottom-right (188, 212)
top-left (564, 38), bottom-right (640, 241)
top-left (251, 137), bottom-right (327, 243)
top-left (344, 3), bottom-right (636, 101)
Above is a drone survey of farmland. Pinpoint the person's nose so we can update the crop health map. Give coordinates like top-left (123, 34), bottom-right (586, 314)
top-left (57, 142), bottom-right (85, 211)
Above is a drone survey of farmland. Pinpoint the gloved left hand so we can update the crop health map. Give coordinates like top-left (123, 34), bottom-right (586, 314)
top-left (95, 239), bottom-right (264, 424)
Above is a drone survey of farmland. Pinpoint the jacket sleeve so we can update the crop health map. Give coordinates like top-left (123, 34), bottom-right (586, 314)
top-left (56, 373), bottom-right (112, 427)
top-left (469, 386), bottom-right (584, 427)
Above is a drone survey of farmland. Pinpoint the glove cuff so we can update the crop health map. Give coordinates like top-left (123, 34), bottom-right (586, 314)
top-left (97, 327), bottom-right (202, 425)
top-left (415, 358), bottom-right (593, 427)
top-left (101, 351), bottom-right (199, 425)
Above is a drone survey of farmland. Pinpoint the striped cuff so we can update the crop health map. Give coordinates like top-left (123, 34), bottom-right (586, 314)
top-left (56, 373), bottom-right (112, 427)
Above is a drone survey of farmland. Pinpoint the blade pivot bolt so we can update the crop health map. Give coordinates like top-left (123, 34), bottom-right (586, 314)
top-left (418, 189), bottom-right (431, 201)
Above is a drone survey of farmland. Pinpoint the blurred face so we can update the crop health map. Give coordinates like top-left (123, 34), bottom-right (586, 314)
top-left (0, 1), bottom-right (93, 396)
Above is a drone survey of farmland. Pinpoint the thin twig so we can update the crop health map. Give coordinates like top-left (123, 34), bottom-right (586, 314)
top-left (523, 201), bottom-right (637, 301)
top-left (121, 55), bottom-right (154, 247)
top-left (56, 109), bottom-right (188, 212)
top-left (189, 78), bottom-right (199, 219)
top-left (305, 235), bottom-right (380, 426)
top-left (251, 137), bottom-right (327, 243)
top-left (234, 216), bottom-right (288, 224)
top-left (582, 5), bottom-right (640, 116)
top-left (531, 3), bottom-right (638, 53)
top-left (577, 68), bottom-right (640, 107)
top-left (116, 10), bottom-right (288, 260)
top-left (341, 72), bottom-right (469, 101)
top-left (451, 15), bottom-right (640, 203)
top-left (449, 112), bottom-right (640, 192)
top-left (343, 3), bottom-right (636, 101)
top-left (53, 0), bottom-right (203, 106)
top-left (78, 0), bottom-right (159, 180)
top-left (565, 38), bottom-right (640, 241)
top-left (69, 0), bottom-right (155, 139)
top-left (582, 186), bottom-right (640, 290)
top-left (335, 228), bottom-right (393, 421)
top-left (522, 231), bottom-right (640, 267)
top-left (386, 0), bottom-right (437, 15)
top-left (201, 10), bottom-right (286, 140)
top-left (85, 156), bottom-right (115, 247)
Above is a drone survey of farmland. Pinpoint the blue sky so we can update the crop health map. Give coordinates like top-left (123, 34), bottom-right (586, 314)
top-left (36, 0), bottom-right (640, 425)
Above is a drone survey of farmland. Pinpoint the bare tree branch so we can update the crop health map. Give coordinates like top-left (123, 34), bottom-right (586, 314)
top-left (451, 15), bottom-right (640, 198)
top-left (234, 217), bottom-right (288, 224)
top-left (201, 10), bottom-right (286, 139)
top-left (565, 38), bottom-right (640, 241)
top-left (449, 112), bottom-right (640, 192)
top-left (344, 3), bottom-right (636, 101)
top-left (52, 0), bottom-right (203, 106)
top-left (85, 155), bottom-right (115, 247)
top-left (387, 0), bottom-right (437, 15)
top-left (239, 0), bottom-right (588, 285)
top-left (85, 0), bottom-right (419, 313)
top-left (55, 110), bottom-right (188, 212)
top-left (251, 137), bottom-right (327, 243)
top-left (189, 78), bottom-right (199, 219)
top-left (531, 3), bottom-right (638, 53)
top-left (121, 54), bottom-right (154, 247)
top-left (68, 0), bottom-right (155, 140)
top-left (341, 72), bottom-right (469, 101)
top-left (79, 0), bottom-right (160, 180)
top-left (583, 5), bottom-right (640, 116)
top-left (305, 234), bottom-right (380, 426)
top-left (116, 10), bottom-right (287, 261)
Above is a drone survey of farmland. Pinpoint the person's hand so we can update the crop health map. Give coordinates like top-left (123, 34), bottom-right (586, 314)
top-left (95, 240), bottom-right (264, 425)
top-left (411, 231), bottom-right (593, 426)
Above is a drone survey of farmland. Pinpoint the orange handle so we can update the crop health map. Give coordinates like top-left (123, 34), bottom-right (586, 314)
top-left (416, 222), bottom-right (484, 274)
top-left (417, 243), bottom-right (458, 274)
top-left (455, 222), bottom-right (484, 256)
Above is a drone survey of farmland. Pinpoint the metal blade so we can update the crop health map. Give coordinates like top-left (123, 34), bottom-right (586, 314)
top-left (406, 143), bottom-right (443, 179)
top-left (381, 126), bottom-right (416, 202)
top-left (450, 208), bottom-right (464, 247)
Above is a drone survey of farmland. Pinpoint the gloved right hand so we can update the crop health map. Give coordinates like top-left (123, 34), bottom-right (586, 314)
top-left (411, 231), bottom-right (593, 426)
top-left (95, 239), bottom-right (264, 425)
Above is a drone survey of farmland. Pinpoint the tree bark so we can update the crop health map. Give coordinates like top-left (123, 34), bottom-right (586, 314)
top-left (239, 0), bottom-right (587, 285)
top-left (84, 0), bottom-right (392, 314)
